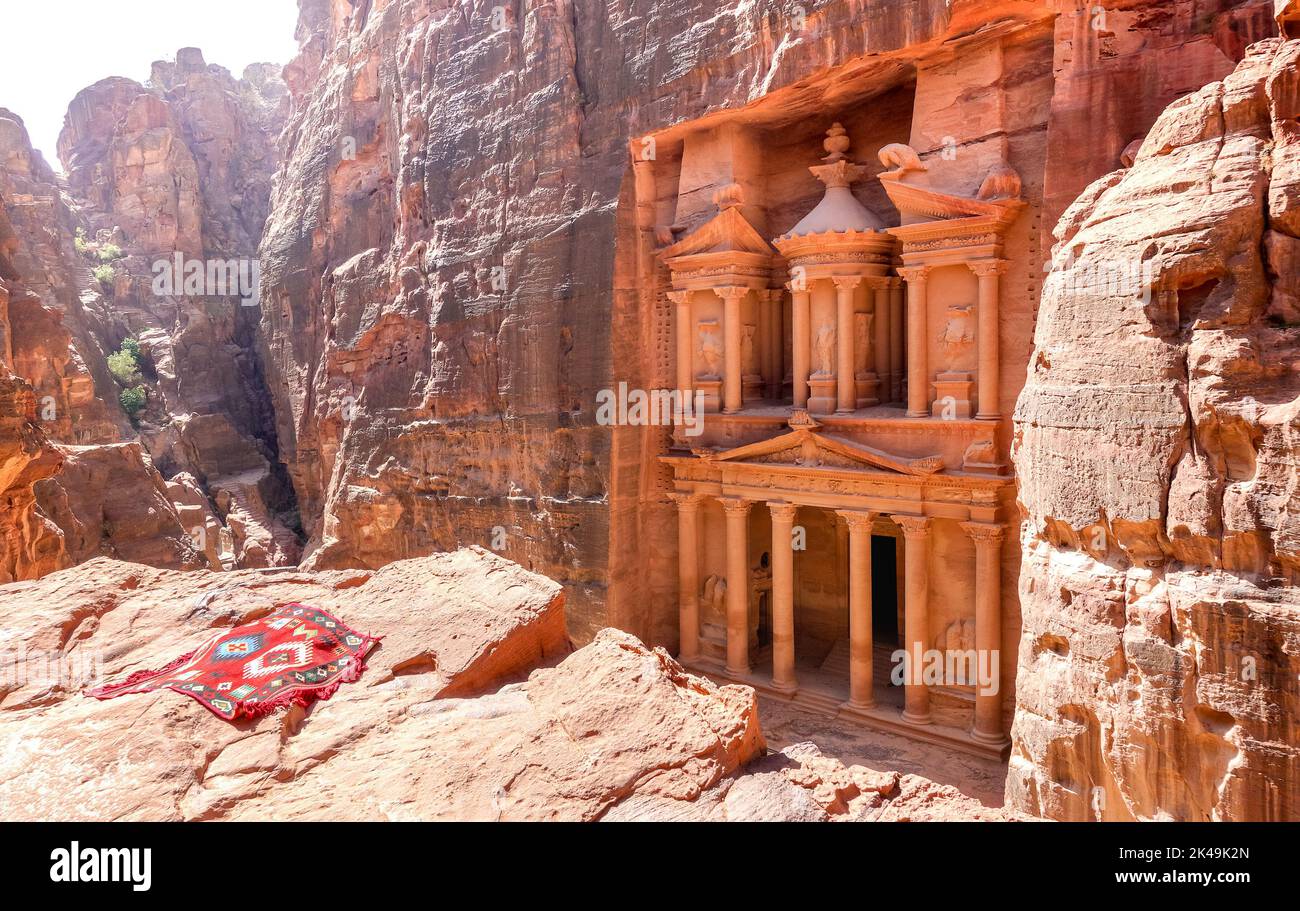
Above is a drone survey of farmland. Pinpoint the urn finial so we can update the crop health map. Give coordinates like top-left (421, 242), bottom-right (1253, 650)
top-left (822, 122), bottom-right (851, 162)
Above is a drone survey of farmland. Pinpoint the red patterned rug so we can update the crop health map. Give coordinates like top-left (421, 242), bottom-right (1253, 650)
top-left (86, 604), bottom-right (379, 720)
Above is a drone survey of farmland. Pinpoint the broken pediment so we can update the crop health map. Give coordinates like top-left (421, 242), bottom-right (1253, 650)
top-left (697, 421), bottom-right (944, 476)
top-left (876, 142), bottom-right (1024, 228)
top-left (660, 183), bottom-right (776, 263)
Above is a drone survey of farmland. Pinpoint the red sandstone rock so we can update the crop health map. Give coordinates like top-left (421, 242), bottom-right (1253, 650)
top-left (33, 442), bottom-right (206, 571)
top-left (0, 547), bottom-right (1005, 821)
top-left (0, 53), bottom-right (296, 579)
top-left (1, 1), bottom-right (1297, 825)
top-left (0, 371), bottom-right (66, 583)
top-left (1011, 36), bottom-right (1300, 821)
top-left (0, 548), bottom-right (569, 819)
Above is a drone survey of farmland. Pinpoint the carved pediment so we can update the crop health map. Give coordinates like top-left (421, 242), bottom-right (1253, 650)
top-left (876, 143), bottom-right (1024, 229)
top-left (704, 427), bottom-right (944, 476)
top-left (660, 193), bottom-right (775, 263)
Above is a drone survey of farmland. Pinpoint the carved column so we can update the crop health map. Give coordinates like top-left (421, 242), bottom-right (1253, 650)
top-left (889, 278), bottom-right (904, 403)
top-left (971, 260), bottom-right (1007, 421)
top-left (895, 514), bottom-right (932, 724)
top-left (668, 290), bottom-right (694, 396)
top-left (721, 287), bottom-right (746, 413)
top-left (768, 502), bottom-right (799, 692)
top-left (900, 266), bottom-right (931, 417)
top-left (789, 281), bottom-right (811, 408)
top-left (873, 280), bottom-right (891, 404)
top-left (839, 510), bottom-right (877, 709)
top-left (764, 289), bottom-right (782, 400)
top-left (962, 521), bottom-right (1006, 744)
top-left (721, 497), bottom-right (753, 676)
top-left (669, 493), bottom-right (702, 661)
top-left (833, 276), bottom-right (860, 413)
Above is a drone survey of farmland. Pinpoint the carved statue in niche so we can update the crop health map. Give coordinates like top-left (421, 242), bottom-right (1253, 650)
top-left (854, 311), bottom-right (873, 376)
top-left (703, 574), bottom-right (727, 610)
top-left (936, 618), bottom-right (977, 686)
top-left (699, 321), bottom-right (723, 378)
top-left (964, 438), bottom-right (997, 465)
top-left (814, 323), bottom-right (836, 376)
top-left (939, 304), bottom-right (975, 357)
top-left (938, 617), bottom-right (976, 652)
top-left (742, 323), bottom-right (758, 375)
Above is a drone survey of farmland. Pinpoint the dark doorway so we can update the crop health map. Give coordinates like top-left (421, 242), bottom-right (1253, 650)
top-left (871, 535), bottom-right (900, 646)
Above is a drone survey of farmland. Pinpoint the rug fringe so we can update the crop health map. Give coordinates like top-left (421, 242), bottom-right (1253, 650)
top-left (84, 649), bottom-right (198, 698)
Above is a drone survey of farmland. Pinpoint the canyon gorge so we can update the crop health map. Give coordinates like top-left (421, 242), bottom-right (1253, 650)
top-left (1, 0), bottom-right (1298, 822)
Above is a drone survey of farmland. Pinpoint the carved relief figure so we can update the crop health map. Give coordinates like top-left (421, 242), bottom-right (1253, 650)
top-left (814, 323), bottom-right (836, 376)
top-left (699, 321), bottom-right (723, 378)
top-left (964, 438), bottom-right (998, 466)
top-left (939, 304), bottom-right (975, 356)
top-left (742, 323), bottom-right (758, 375)
top-left (854, 311), bottom-right (873, 376)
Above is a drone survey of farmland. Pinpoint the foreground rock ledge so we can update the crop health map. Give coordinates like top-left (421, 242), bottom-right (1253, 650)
top-left (0, 549), bottom-right (1009, 821)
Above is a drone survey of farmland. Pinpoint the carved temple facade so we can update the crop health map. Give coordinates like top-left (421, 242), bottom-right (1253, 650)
top-left (617, 50), bottom-right (1044, 758)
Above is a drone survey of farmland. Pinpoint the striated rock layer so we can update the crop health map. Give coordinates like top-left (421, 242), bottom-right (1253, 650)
top-left (0, 548), bottom-right (1004, 821)
top-left (1010, 36), bottom-right (1300, 820)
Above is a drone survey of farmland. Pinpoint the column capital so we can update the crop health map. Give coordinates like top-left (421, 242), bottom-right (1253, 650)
top-left (666, 289), bottom-right (692, 306)
top-left (961, 520), bottom-right (1006, 543)
top-left (667, 491), bottom-right (705, 512)
top-left (897, 265), bottom-right (932, 284)
top-left (785, 279), bottom-right (810, 295)
top-left (720, 496), bottom-right (753, 517)
top-left (837, 509), bottom-right (878, 531)
top-left (717, 286), bottom-right (749, 302)
top-left (831, 275), bottom-right (863, 292)
top-left (768, 501), bottom-right (799, 522)
top-left (969, 259), bottom-right (1010, 277)
top-left (894, 514), bottom-right (932, 538)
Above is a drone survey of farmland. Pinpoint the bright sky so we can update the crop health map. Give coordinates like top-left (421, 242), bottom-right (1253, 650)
top-left (1, 0), bottom-right (300, 169)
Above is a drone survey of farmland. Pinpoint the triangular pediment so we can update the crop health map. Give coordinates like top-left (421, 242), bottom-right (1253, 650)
top-left (661, 206), bottom-right (775, 261)
top-left (697, 427), bottom-right (943, 476)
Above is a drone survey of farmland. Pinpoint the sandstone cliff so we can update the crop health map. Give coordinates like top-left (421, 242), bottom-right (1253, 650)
top-left (1011, 36), bottom-right (1300, 821)
top-left (256, 0), bottom-right (1280, 648)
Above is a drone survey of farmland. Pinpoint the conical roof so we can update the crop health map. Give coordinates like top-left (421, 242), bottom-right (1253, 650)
top-left (781, 123), bottom-right (884, 239)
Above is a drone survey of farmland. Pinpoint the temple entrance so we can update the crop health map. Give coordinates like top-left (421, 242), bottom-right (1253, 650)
top-left (871, 535), bottom-right (899, 647)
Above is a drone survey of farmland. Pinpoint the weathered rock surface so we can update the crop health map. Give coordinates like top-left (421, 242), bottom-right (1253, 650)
top-left (1011, 36), bottom-right (1300, 820)
top-left (0, 548), bottom-right (571, 820)
top-left (0, 372), bottom-right (65, 583)
top-left (33, 442), bottom-right (205, 571)
top-left (56, 50), bottom-right (297, 567)
top-left (0, 548), bottom-right (997, 821)
top-left (0, 108), bottom-right (124, 447)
